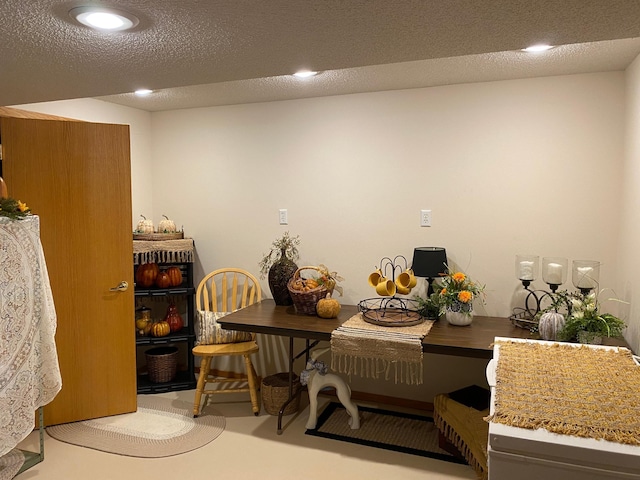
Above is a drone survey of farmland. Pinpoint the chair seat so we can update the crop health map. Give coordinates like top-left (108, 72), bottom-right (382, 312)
top-left (193, 340), bottom-right (259, 357)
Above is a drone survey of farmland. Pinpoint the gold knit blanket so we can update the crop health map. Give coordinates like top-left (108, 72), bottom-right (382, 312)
top-left (133, 238), bottom-right (194, 265)
top-left (330, 314), bottom-right (433, 385)
top-left (490, 340), bottom-right (640, 445)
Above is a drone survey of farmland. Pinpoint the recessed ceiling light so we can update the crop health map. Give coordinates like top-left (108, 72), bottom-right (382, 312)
top-left (293, 70), bottom-right (319, 78)
top-left (69, 6), bottom-right (139, 31)
top-left (134, 89), bottom-right (153, 96)
top-left (522, 44), bottom-right (555, 53)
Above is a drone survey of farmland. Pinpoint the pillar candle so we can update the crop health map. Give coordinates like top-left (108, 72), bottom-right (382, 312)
top-left (546, 262), bottom-right (563, 284)
top-left (519, 261), bottom-right (534, 281)
top-left (576, 266), bottom-right (595, 288)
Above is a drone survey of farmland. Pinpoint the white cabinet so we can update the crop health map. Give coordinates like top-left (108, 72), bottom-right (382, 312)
top-left (486, 338), bottom-right (640, 479)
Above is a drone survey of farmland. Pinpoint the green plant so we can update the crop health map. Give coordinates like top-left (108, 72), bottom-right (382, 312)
top-left (558, 291), bottom-right (626, 342)
top-left (258, 231), bottom-right (301, 279)
top-left (414, 292), bottom-right (441, 319)
top-left (0, 196), bottom-right (30, 220)
top-left (435, 270), bottom-right (485, 316)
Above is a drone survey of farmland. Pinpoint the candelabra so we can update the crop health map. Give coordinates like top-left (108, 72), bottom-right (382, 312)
top-left (511, 254), bottom-right (600, 328)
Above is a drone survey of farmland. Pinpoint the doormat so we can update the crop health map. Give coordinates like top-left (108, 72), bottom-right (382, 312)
top-left (46, 396), bottom-right (225, 457)
top-left (305, 402), bottom-right (466, 464)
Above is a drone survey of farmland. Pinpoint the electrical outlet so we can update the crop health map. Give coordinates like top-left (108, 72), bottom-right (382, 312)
top-left (420, 209), bottom-right (432, 227)
top-left (279, 209), bottom-right (288, 225)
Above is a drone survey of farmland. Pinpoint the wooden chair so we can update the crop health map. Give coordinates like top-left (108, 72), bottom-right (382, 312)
top-left (192, 268), bottom-right (262, 417)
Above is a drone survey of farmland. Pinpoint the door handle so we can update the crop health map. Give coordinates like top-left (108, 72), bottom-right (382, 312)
top-left (110, 281), bottom-right (129, 292)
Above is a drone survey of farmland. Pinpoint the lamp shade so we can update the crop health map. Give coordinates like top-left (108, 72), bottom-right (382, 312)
top-left (411, 247), bottom-right (448, 279)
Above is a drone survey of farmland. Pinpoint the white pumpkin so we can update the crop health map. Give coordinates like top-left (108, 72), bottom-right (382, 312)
top-left (135, 215), bottom-right (154, 233)
top-left (538, 311), bottom-right (565, 341)
top-left (158, 215), bottom-right (177, 233)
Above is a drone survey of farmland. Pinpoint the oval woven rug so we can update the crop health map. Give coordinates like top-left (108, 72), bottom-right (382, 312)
top-left (46, 396), bottom-right (225, 457)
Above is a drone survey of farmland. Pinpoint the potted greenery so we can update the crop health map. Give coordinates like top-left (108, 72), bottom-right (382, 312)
top-left (414, 292), bottom-right (442, 320)
top-left (558, 291), bottom-right (626, 344)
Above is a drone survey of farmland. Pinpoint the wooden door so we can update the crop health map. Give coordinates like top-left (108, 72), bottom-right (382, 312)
top-left (1, 114), bottom-right (137, 425)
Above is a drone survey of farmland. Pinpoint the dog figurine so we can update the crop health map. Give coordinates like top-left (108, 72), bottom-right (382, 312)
top-left (301, 347), bottom-right (360, 430)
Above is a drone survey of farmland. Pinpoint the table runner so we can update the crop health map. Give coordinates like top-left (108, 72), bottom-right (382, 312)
top-left (133, 238), bottom-right (194, 265)
top-left (330, 313), bottom-right (434, 385)
top-left (490, 340), bottom-right (640, 445)
top-left (0, 216), bottom-right (62, 456)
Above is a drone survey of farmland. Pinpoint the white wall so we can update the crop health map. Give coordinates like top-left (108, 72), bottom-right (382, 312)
top-left (17, 70), bottom-right (632, 401)
top-left (11, 98), bottom-right (154, 227)
top-left (151, 73), bottom-right (625, 316)
top-left (620, 56), bottom-right (640, 354)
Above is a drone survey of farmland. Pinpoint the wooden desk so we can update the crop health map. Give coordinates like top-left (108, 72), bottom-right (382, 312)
top-left (217, 299), bottom-right (536, 360)
top-left (219, 300), bottom-right (629, 433)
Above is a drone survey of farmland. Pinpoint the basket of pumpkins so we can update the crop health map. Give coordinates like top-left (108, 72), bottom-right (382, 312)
top-left (133, 214), bottom-right (184, 240)
top-left (287, 265), bottom-right (343, 317)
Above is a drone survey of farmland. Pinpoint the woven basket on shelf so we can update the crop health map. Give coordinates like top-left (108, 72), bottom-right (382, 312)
top-left (287, 266), bottom-right (329, 315)
top-left (261, 372), bottom-right (302, 416)
top-left (145, 346), bottom-right (178, 383)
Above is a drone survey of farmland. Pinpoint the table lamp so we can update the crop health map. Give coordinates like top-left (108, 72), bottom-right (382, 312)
top-left (411, 247), bottom-right (447, 296)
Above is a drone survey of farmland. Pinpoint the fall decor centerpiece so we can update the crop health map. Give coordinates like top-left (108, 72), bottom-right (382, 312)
top-left (436, 270), bottom-right (485, 326)
top-left (259, 231), bottom-right (300, 305)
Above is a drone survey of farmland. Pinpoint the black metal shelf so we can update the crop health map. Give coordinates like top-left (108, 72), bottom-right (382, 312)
top-left (135, 328), bottom-right (194, 345)
top-left (136, 370), bottom-right (196, 394)
top-left (133, 260), bottom-right (196, 394)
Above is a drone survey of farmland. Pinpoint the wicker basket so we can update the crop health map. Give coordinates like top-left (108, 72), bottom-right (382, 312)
top-left (287, 266), bottom-right (329, 315)
top-left (261, 372), bottom-right (302, 416)
top-left (145, 346), bottom-right (178, 383)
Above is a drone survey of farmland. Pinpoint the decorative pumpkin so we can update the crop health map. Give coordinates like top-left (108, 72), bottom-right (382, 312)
top-left (155, 271), bottom-right (172, 289)
top-left (158, 214), bottom-right (177, 233)
top-left (151, 320), bottom-right (171, 337)
top-left (166, 266), bottom-right (183, 287)
top-left (135, 263), bottom-right (159, 288)
top-left (135, 215), bottom-right (154, 233)
top-left (538, 311), bottom-right (565, 341)
top-left (164, 303), bottom-right (184, 332)
top-left (316, 293), bottom-right (341, 319)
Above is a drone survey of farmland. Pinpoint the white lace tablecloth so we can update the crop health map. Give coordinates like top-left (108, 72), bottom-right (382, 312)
top-left (0, 216), bottom-right (62, 456)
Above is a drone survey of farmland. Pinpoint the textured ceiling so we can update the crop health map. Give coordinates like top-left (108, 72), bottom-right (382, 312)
top-left (2, 0), bottom-right (640, 111)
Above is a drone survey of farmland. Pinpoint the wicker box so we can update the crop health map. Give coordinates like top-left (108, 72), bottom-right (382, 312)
top-left (261, 372), bottom-right (301, 416)
top-left (145, 346), bottom-right (178, 383)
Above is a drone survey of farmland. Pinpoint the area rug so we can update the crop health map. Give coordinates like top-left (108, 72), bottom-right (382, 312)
top-left (46, 396), bottom-right (225, 457)
top-left (306, 402), bottom-right (466, 464)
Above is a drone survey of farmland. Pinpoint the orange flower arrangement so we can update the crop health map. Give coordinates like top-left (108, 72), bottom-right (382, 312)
top-left (435, 270), bottom-right (485, 316)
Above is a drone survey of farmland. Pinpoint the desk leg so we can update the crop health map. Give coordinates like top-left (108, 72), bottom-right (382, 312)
top-left (277, 337), bottom-right (296, 434)
top-left (277, 338), bottom-right (317, 434)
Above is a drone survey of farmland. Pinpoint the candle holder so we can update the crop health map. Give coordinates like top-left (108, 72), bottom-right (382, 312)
top-left (572, 260), bottom-right (600, 295)
top-left (511, 255), bottom-right (555, 328)
top-left (541, 257), bottom-right (568, 293)
top-left (510, 254), bottom-right (601, 330)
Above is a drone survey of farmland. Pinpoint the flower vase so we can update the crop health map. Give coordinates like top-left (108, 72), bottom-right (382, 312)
top-left (445, 301), bottom-right (474, 326)
top-left (164, 303), bottom-right (184, 333)
top-left (268, 247), bottom-right (298, 306)
top-left (577, 330), bottom-right (603, 345)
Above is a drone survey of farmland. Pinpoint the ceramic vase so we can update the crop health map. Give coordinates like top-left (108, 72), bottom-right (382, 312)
top-left (164, 303), bottom-right (184, 333)
top-left (445, 301), bottom-right (474, 326)
top-left (577, 330), bottom-right (603, 345)
top-left (268, 247), bottom-right (298, 305)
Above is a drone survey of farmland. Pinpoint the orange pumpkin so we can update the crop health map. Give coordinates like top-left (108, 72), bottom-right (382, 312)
top-left (151, 321), bottom-right (171, 337)
top-left (166, 266), bottom-right (183, 287)
top-left (155, 271), bottom-right (171, 289)
top-left (135, 263), bottom-right (159, 288)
